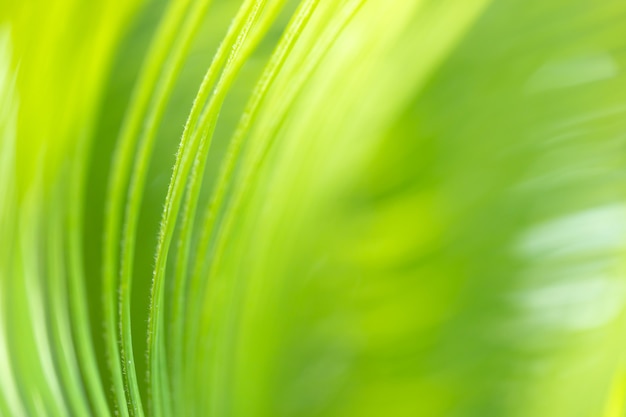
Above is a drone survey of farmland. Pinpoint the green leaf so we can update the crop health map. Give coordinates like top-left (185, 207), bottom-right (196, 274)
top-left (2, 1), bottom-right (626, 416)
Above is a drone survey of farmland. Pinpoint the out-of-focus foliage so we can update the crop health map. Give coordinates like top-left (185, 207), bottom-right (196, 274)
top-left (1, 0), bottom-right (626, 416)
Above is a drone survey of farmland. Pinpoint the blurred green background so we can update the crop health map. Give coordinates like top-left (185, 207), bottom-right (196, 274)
top-left (1, 0), bottom-right (626, 416)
